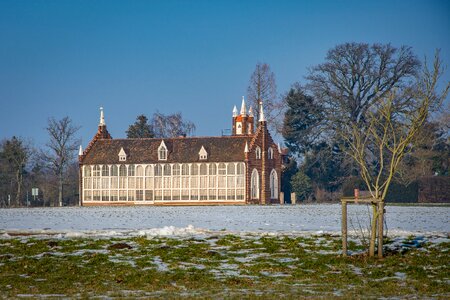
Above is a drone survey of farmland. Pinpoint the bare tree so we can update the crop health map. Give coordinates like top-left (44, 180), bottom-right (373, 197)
top-left (306, 43), bottom-right (420, 130)
top-left (42, 117), bottom-right (80, 207)
top-left (0, 137), bottom-right (32, 206)
top-left (339, 52), bottom-right (449, 256)
top-left (151, 112), bottom-right (196, 138)
top-left (247, 62), bottom-right (283, 133)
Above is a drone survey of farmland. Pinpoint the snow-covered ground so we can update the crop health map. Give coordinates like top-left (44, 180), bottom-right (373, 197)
top-left (0, 204), bottom-right (448, 237)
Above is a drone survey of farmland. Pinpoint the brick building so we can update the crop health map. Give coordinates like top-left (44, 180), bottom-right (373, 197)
top-left (78, 98), bottom-right (282, 205)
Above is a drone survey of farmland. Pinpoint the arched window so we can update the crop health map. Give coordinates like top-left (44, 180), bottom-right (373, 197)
top-left (93, 165), bottom-right (101, 177)
top-left (255, 146), bottom-right (261, 159)
top-left (101, 165), bottom-right (109, 176)
top-left (163, 164), bottom-right (172, 176)
top-left (155, 164), bottom-right (163, 176)
top-left (268, 148), bottom-right (273, 159)
top-left (84, 166), bottom-right (91, 177)
top-left (158, 141), bottom-right (168, 161)
top-left (209, 163), bottom-right (217, 175)
top-left (111, 165), bottom-right (118, 176)
top-left (270, 169), bottom-right (278, 199)
top-left (236, 162), bottom-right (245, 175)
top-left (128, 165), bottom-right (135, 176)
top-left (145, 165), bottom-right (153, 176)
top-left (119, 165), bottom-right (127, 176)
top-left (136, 165), bottom-right (144, 176)
top-left (251, 169), bottom-right (259, 199)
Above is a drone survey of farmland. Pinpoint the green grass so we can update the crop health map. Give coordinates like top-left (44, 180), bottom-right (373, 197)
top-left (0, 234), bottom-right (448, 298)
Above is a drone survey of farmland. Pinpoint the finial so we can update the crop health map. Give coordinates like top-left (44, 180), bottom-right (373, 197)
top-left (244, 141), bottom-right (249, 153)
top-left (259, 101), bottom-right (266, 122)
top-left (240, 96), bottom-right (247, 115)
top-left (99, 106), bottom-right (105, 126)
top-left (232, 105), bottom-right (238, 117)
top-left (78, 145), bottom-right (83, 156)
top-left (248, 106), bottom-right (254, 117)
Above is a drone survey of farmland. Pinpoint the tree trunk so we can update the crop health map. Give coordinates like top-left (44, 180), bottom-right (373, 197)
top-left (369, 203), bottom-right (378, 257)
top-left (377, 201), bottom-right (384, 258)
top-left (58, 172), bottom-right (63, 207)
top-left (15, 170), bottom-right (21, 207)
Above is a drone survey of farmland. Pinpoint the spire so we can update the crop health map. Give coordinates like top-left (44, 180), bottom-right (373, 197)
top-left (248, 106), bottom-right (254, 117)
top-left (232, 105), bottom-right (238, 117)
top-left (99, 106), bottom-right (105, 126)
top-left (259, 101), bottom-right (266, 122)
top-left (244, 141), bottom-right (249, 153)
top-left (78, 145), bottom-right (83, 156)
top-left (240, 96), bottom-right (247, 116)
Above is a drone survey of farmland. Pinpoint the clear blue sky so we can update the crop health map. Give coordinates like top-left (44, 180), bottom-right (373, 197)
top-left (0, 0), bottom-right (449, 148)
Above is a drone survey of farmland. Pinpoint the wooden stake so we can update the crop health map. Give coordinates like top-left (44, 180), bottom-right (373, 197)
top-left (342, 200), bottom-right (347, 257)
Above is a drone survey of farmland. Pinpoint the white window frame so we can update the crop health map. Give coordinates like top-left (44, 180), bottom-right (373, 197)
top-left (270, 169), bottom-right (278, 199)
top-left (158, 140), bottom-right (168, 161)
top-left (255, 146), bottom-right (261, 159)
top-left (251, 169), bottom-right (259, 199)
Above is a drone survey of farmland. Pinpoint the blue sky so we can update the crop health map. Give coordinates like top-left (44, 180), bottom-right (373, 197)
top-left (0, 0), bottom-right (449, 148)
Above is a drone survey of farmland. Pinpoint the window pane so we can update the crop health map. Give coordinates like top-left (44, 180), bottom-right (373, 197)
top-left (218, 163), bottom-right (226, 175)
top-left (164, 164), bottom-right (172, 176)
top-left (209, 163), bottom-right (217, 175)
top-left (128, 165), bottom-right (135, 176)
top-left (136, 165), bottom-right (144, 176)
top-left (227, 163), bottom-right (235, 175)
top-left (102, 165), bottom-right (109, 176)
top-left (119, 165), bottom-right (127, 176)
top-left (200, 163), bottom-right (207, 175)
top-left (111, 165), bottom-right (118, 176)
top-left (173, 164), bottom-right (181, 176)
top-left (145, 165), bottom-right (153, 176)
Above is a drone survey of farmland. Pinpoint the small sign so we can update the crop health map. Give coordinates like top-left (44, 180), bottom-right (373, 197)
top-left (32, 188), bottom-right (39, 196)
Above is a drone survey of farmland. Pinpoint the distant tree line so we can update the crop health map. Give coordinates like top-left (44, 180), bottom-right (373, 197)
top-left (0, 111), bottom-right (197, 207)
top-left (280, 43), bottom-right (449, 202)
top-left (0, 117), bottom-right (80, 208)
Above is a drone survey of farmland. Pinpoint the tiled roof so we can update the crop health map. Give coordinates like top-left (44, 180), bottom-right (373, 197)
top-left (81, 136), bottom-right (253, 165)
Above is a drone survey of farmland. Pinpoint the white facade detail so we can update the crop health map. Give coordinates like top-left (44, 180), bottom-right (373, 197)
top-left (236, 122), bottom-right (242, 135)
top-left (232, 105), bottom-right (238, 117)
top-left (240, 96), bottom-right (247, 115)
top-left (82, 162), bottom-right (246, 202)
top-left (99, 106), bottom-right (105, 126)
top-left (158, 141), bottom-right (168, 161)
top-left (118, 147), bottom-right (127, 162)
top-left (199, 146), bottom-right (208, 160)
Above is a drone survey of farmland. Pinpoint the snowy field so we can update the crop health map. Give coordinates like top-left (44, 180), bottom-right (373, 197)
top-left (0, 204), bottom-right (448, 238)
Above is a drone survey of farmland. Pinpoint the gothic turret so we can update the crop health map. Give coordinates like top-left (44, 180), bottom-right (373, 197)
top-left (232, 96), bottom-right (254, 135)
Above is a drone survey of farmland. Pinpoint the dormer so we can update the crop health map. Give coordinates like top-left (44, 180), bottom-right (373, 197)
top-left (199, 146), bottom-right (208, 160)
top-left (118, 147), bottom-right (127, 162)
top-left (158, 140), bottom-right (168, 161)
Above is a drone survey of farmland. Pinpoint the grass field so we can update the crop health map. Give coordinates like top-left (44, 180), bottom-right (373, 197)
top-left (0, 234), bottom-right (448, 298)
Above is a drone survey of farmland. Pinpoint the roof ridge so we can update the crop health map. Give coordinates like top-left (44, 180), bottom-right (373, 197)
top-left (102, 135), bottom-right (254, 141)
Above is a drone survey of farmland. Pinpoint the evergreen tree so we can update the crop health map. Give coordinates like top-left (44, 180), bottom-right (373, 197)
top-left (282, 83), bottom-right (323, 155)
top-left (126, 115), bottom-right (154, 138)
